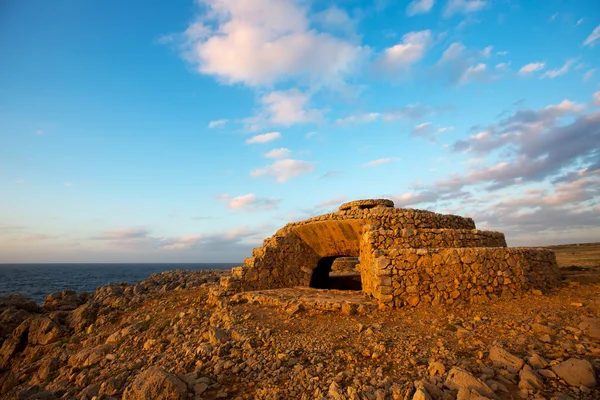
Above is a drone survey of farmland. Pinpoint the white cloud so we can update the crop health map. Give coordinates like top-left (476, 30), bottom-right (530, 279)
top-left (577, 18), bottom-right (584, 26)
top-left (335, 112), bottom-right (380, 125)
top-left (583, 24), bottom-right (600, 46)
top-left (544, 99), bottom-right (585, 115)
top-left (411, 122), bottom-right (434, 137)
top-left (35, 130), bottom-right (43, 135)
top-left (481, 45), bottom-right (493, 58)
top-left (260, 89), bottom-right (323, 126)
top-left (375, 30), bottom-right (432, 72)
top-left (593, 91), bottom-right (600, 107)
top-left (539, 59), bottom-right (575, 79)
top-left (64, 183), bottom-right (73, 187)
top-left (226, 193), bottom-right (279, 210)
top-left (250, 159), bottom-right (315, 182)
top-left (438, 42), bottom-right (466, 64)
top-left (518, 62), bottom-right (545, 76)
top-left (305, 131), bottom-right (317, 139)
top-left (16, 179), bottom-right (24, 184)
top-left (584, 69), bottom-right (596, 81)
top-left (458, 63), bottom-right (487, 84)
top-left (362, 158), bottom-right (399, 167)
top-left (496, 50), bottom-right (509, 56)
top-left (264, 148), bottom-right (291, 159)
top-left (444, 0), bottom-right (487, 17)
top-left (406, 0), bottom-right (435, 16)
top-left (175, 0), bottom-right (365, 86)
top-left (208, 119), bottom-right (228, 128)
top-left (245, 132), bottom-right (281, 144)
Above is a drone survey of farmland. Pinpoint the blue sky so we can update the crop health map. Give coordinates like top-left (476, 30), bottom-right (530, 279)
top-left (1, 0), bottom-right (599, 263)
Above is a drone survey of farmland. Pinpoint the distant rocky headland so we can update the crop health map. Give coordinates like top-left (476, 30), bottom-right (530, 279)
top-left (1, 200), bottom-right (599, 399)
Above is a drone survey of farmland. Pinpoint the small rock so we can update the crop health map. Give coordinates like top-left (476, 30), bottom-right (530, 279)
top-left (428, 361), bottom-right (446, 377)
top-left (489, 346), bottom-right (524, 373)
top-left (519, 364), bottom-right (543, 391)
top-left (527, 352), bottom-right (548, 369)
top-left (444, 367), bottom-right (498, 399)
top-left (122, 366), bottom-right (187, 400)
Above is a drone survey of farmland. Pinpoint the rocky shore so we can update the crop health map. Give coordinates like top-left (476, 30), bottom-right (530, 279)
top-left (1, 268), bottom-right (599, 400)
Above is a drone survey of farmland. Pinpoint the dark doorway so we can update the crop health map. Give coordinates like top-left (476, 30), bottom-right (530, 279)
top-left (309, 256), bottom-right (362, 290)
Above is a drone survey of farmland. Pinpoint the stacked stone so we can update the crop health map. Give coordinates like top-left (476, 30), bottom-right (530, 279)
top-left (364, 228), bottom-right (507, 250)
top-left (363, 247), bottom-right (560, 309)
top-left (330, 257), bottom-right (360, 272)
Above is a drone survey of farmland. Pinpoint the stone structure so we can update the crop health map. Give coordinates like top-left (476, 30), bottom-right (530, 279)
top-left (221, 199), bottom-right (560, 308)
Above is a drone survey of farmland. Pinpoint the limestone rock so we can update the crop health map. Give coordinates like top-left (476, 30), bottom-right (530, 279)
top-left (66, 302), bottom-right (98, 332)
top-left (551, 358), bottom-right (597, 387)
top-left (428, 360), bottom-right (446, 376)
top-left (578, 317), bottom-right (600, 339)
top-left (412, 388), bottom-right (432, 400)
top-left (0, 294), bottom-right (40, 313)
top-left (527, 352), bottom-right (548, 369)
top-left (68, 344), bottom-right (114, 368)
top-left (122, 366), bottom-right (188, 400)
top-left (457, 387), bottom-right (491, 400)
top-left (13, 317), bottom-right (65, 346)
top-left (488, 346), bottom-right (524, 373)
top-left (208, 327), bottom-right (228, 346)
top-left (0, 339), bottom-right (21, 369)
top-left (444, 367), bottom-right (498, 399)
top-left (518, 364), bottom-right (543, 391)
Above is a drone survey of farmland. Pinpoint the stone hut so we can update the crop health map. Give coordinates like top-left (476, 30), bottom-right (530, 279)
top-left (221, 199), bottom-right (560, 308)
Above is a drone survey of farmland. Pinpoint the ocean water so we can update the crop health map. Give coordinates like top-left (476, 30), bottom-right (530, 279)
top-left (0, 263), bottom-right (237, 304)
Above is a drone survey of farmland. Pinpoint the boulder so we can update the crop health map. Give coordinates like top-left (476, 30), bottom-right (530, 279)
top-left (0, 307), bottom-right (31, 337)
top-left (122, 366), bottom-right (188, 400)
top-left (66, 302), bottom-right (98, 332)
top-left (43, 289), bottom-right (85, 311)
top-left (578, 317), bottom-right (600, 340)
top-left (13, 317), bottom-right (65, 346)
top-left (0, 338), bottom-right (22, 369)
top-left (488, 346), bottom-right (524, 373)
top-left (551, 358), bottom-right (597, 387)
top-left (444, 367), bottom-right (498, 399)
top-left (0, 294), bottom-right (40, 313)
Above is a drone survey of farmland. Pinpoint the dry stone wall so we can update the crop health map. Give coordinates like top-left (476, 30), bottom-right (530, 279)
top-left (361, 246), bottom-right (560, 309)
top-left (221, 199), bottom-right (561, 309)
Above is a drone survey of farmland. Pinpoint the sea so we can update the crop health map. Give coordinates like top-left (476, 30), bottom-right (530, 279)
top-left (0, 263), bottom-right (237, 304)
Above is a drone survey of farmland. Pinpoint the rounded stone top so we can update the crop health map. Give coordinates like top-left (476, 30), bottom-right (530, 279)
top-left (339, 199), bottom-right (395, 211)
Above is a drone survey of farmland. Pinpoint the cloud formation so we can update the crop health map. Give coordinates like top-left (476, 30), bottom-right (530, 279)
top-left (583, 25), bottom-right (600, 46)
top-left (519, 62), bottom-right (545, 76)
top-left (208, 119), bottom-right (228, 128)
top-left (362, 158), bottom-right (398, 167)
top-left (176, 0), bottom-right (365, 87)
top-left (226, 193), bottom-right (280, 210)
top-left (539, 59), bottom-right (575, 79)
top-left (444, 0), bottom-right (487, 18)
top-left (375, 30), bottom-right (432, 73)
top-left (250, 159), bottom-right (315, 182)
top-left (245, 132), bottom-right (281, 144)
top-left (406, 0), bottom-right (435, 16)
top-left (264, 148), bottom-right (291, 159)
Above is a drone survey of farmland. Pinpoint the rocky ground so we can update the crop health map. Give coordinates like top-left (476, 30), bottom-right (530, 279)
top-left (1, 246), bottom-right (599, 400)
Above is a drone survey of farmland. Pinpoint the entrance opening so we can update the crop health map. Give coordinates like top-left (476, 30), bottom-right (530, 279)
top-left (309, 256), bottom-right (362, 290)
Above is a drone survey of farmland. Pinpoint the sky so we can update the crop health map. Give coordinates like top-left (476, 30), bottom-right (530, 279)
top-left (1, 0), bottom-right (599, 263)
